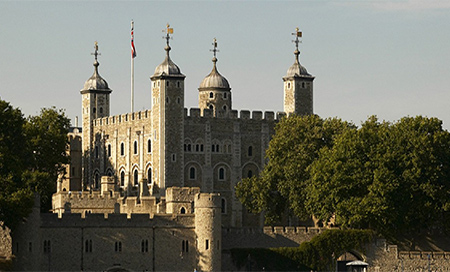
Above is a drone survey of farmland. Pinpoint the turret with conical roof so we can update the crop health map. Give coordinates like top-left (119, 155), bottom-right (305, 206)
top-left (80, 42), bottom-right (112, 190)
top-left (198, 38), bottom-right (232, 117)
top-left (150, 24), bottom-right (185, 195)
top-left (283, 28), bottom-right (314, 116)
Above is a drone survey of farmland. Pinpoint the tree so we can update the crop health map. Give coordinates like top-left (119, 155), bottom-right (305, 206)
top-left (237, 114), bottom-right (450, 238)
top-left (0, 100), bottom-right (70, 229)
top-left (236, 115), bottom-right (354, 224)
top-left (309, 116), bottom-right (450, 237)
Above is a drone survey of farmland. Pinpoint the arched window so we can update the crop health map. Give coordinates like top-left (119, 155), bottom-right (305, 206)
top-left (209, 105), bottom-right (214, 111)
top-left (180, 207), bottom-right (186, 214)
top-left (218, 167), bottom-right (225, 181)
top-left (147, 139), bottom-right (151, 153)
top-left (189, 167), bottom-right (196, 180)
top-left (134, 169), bottom-right (138, 186)
top-left (247, 170), bottom-right (253, 178)
top-left (120, 142), bottom-right (125, 156)
top-left (248, 146), bottom-right (253, 157)
top-left (209, 92), bottom-right (214, 98)
top-left (223, 105), bottom-right (227, 111)
top-left (134, 141), bottom-right (138, 155)
top-left (120, 171), bottom-right (125, 186)
top-left (147, 167), bottom-right (152, 183)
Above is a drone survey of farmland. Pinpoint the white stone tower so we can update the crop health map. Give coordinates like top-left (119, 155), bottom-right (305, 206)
top-left (283, 28), bottom-right (314, 115)
top-left (194, 193), bottom-right (222, 272)
top-left (198, 38), bottom-right (231, 116)
top-left (80, 42), bottom-right (112, 190)
top-left (150, 25), bottom-right (185, 194)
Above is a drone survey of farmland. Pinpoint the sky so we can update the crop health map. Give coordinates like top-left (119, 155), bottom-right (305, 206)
top-left (1, 0), bottom-right (449, 129)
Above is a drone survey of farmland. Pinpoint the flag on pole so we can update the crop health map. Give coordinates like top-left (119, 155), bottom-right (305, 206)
top-left (131, 21), bottom-right (137, 58)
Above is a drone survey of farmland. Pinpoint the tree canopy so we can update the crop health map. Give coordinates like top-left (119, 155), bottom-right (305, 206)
top-left (0, 100), bottom-right (70, 230)
top-left (236, 114), bottom-right (450, 238)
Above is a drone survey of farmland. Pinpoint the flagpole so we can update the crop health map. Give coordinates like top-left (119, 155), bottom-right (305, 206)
top-left (131, 20), bottom-right (135, 113)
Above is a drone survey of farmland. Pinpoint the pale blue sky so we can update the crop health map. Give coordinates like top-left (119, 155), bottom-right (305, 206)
top-left (1, 1), bottom-right (449, 129)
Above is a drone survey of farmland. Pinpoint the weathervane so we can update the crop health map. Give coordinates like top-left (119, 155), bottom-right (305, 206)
top-left (163, 23), bottom-right (174, 48)
top-left (210, 38), bottom-right (219, 59)
top-left (91, 41), bottom-right (101, 61)
top-left (291, 27), bottom-right (302, 61)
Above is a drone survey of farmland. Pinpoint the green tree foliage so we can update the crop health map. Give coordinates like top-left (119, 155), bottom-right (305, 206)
top-left (0, 100), bottom-right (70, 229)
top-left (236, 115), bottom-right (354, 223)
top-left (310, 116), bottom-right (450, 237)
top-left (237, 114), bottom-right (450, 238)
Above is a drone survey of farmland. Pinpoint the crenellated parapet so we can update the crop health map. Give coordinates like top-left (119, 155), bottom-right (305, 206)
top-left (93, 109), bottom-right (152, 127)
top-left (185, 107), bottom-right (285, 122)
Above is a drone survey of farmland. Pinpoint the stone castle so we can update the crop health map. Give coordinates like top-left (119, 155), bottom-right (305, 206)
top-left (7, 27), bottom-right (450, 271)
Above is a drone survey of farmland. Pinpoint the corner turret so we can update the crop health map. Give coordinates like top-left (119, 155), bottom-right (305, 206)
top-left (198, 38), bottom-right (232, 117)
top-left (80, 42), bottom-right (112, 190)
top-left (283, 28), bottom-right (314, 116)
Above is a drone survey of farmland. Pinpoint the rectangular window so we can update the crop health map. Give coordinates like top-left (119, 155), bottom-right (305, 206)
top-left (43, 240), bottom-right (51, 254)
top-left (141, 239), bottom-right (149, 253)
top-left (115, 241), bottom-right (122, 252)
top-left (29, 242), bottom-right (32, 252)
top-left (205, 239), bottom-right (209, 250)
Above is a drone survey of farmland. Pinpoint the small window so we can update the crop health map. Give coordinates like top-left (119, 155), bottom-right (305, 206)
top-left (247, 170), bottom-right (253, 178)
top-left (182, 240), bottom-right (189, 252)
top-left (209, 92), bottom-right (214, 98)
top-left (221, 198), bottom-right (226, 214)
top-left (141, 239), bottom-right (149, 253)
top-left (302, 82), bottom-right (306, 88)
top-left (85, 239), bottom-right (92, 253)
top-left (177, 81), bottom-right (181, 88)
top-left (107, 144), bottom-right (111, 157)
top-left (134, 169), bottom-right (138, 186)
top-left (209, 105), bottom-right (214, 111)
top-left (115, 241), bottom-right (122, 252)
top-left (218, 167), bottom-right (225, 181)
top-left (94, 173), bottom-right (99, 189)
top-left (99, 107), bottom-right (103, 114)
top-left (211, 145), bottom-right (215, 152)
top-left (166, 97), bottom-right (169, 104)
top-left (172, 154), bottom-right (176, 162)
top-left (223, 92), bottom-right (227, 99)
top-left (223, 105), bottom-right (227, 111)
top-left (287, 82), bottom-right (291, 89)
top-left (29, 242), bottom-right (32, 252)
top-left (189, 167), bottom-right (196, 180)
top-left (120, 143), bottom-right (125, 156)
top-left (134, 141), bottom-right (138, 155)
top-left (248, 146), bottom-right (253, 157)
top-left (205, 239), bottom-right (209, 250)
top-left (148, 139), bottom-right (152, 153)
top-left (166, 81), bottom-right (169, 87)
top-left (95, 146), bottom-right (99, 159)
top-left (196, 144), bottom-right (200, 152)
top-left (177, 97), bottom-right (181, 104)
top-left (180, 207), bottom-right (186, 214)
top-left (43, 240), bottom-right (51, 254)
top-left (93, 107), bottom-right (96, 114)
top-left (120, 171), bottom-right (125, 186)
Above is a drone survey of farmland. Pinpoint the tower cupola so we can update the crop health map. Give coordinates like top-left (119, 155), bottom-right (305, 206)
top-left (198, 38), bottom-right (232, 116)
top-left (81, 42), bottom-right (112, 93)
top-left (152, 27), bottom-right (183, 78)
top-left (283, 28), bottom-right (314, 116)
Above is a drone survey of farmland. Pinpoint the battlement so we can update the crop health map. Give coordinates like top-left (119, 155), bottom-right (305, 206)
top-left (93, 109), bottom-right (152, 127)
top-left (398, 250), bottom-right (450, 260)
top-left (54, 190), bottom-right (120, 200)
top-left (185, 107), bottom-right (285, 122)
top-left (194, 193), bottom-right (221, 209)
top-left (223, 226), bottom-right (333, 236)
top-left (41, 211), bottom-right (195, 227)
